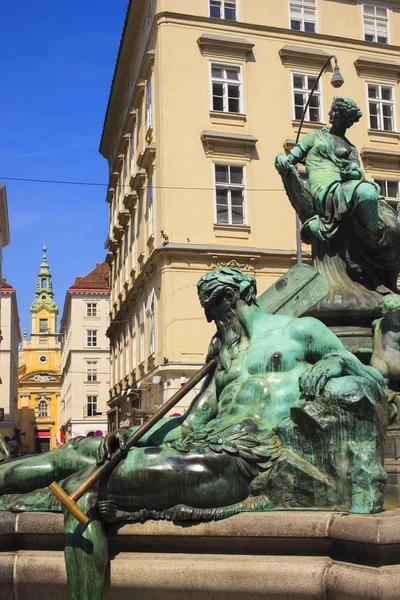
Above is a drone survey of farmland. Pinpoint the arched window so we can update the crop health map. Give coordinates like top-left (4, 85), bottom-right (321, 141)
top-left (42, 278), bottom-right (48, 288)
top-left (36, 399), bottom-right (49, 418)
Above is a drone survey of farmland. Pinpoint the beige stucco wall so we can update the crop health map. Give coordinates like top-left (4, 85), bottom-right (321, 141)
top-left (102, 0), bottom-right (400, 424)
top-left (60, 293), bottom-right (110, 438)
top-left (0, 291), bottom-right (21, 435)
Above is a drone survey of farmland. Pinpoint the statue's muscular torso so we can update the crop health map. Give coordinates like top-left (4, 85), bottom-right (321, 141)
top-left (209, 314), bottom-right (315, 432)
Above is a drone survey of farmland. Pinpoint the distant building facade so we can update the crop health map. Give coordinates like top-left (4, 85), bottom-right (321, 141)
top-left (60, 263), bottom-right (110, 441)
top-left (0, 279), bottom-right (21, 439)
top-left (18, 247), bottom-right (61, 453)
top-left (101, 0), bottom-right (400, 427)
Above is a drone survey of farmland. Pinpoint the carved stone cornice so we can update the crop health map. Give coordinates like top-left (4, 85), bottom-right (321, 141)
top-left (118, 209), bottom-right (131, 227)
top-left (105, 187), bottom-right (114, 205)
top-left (201, 131), bottom-right (257, 159)
top-left (355, 55), bottom-right (400, 80)
top-left (131, 169), bottom-right (147, 190)
top-left (142, 50), bottom-right (155, 78)
top-left (113, 224), bottom-right (124, 241)
top-left (105, 252), bottom-right (114, 266)
top-left (137, 145), bottom-right (156, 173)
top-left (132, 81), bottom-right (146, 109)
top-left (123, 191), bottom-right (138, 211)
top-left (279, 45), bottom-right (330, 70)
top-left (198, 33), bottom-right (254, 60)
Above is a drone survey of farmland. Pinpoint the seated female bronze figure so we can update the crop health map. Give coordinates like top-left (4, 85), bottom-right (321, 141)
top-left (276, 96), bottom-right (400, 294)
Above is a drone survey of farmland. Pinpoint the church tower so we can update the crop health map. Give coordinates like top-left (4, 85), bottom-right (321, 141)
top-left (18, 246), bottom-right (61, 453)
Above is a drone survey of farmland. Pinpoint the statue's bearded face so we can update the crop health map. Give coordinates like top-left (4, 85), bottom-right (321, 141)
top-left (200, 287), bottom-right (237, 327)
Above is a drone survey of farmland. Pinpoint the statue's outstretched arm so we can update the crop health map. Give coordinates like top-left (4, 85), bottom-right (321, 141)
top-left (293, 317), bottom-right (386, 399)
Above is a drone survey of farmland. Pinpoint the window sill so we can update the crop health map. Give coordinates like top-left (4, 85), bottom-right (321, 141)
top-left (292, 120), bottom-right (326, 136)
top-left (210, 111), bottom-right (246, 126)
top-left (213, 223), bottom-right (251, 239)
top-left (367, 129), bottom-right (400, 144)
top-left (85, 381), bottom-right (100, 384)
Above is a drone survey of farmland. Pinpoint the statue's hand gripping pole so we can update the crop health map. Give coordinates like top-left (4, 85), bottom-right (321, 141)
top-left (48, 359), bottom-right (217, 525)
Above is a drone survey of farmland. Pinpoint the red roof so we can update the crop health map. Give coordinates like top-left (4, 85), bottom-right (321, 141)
top-left (69, 262), bottom-right (110, 291)
top-left (1, 278), bottom-right (14, 291)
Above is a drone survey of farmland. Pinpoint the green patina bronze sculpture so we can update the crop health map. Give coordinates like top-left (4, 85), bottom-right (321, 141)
top-left (0, 266), bottom-right (390, 599)
top-left (371, 293), bottom-right (400, 424)
top-left (276, 96), bottom-right (400, 322)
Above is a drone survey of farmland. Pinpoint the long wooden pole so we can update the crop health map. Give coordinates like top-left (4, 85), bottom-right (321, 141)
top-left (48, 359), bottom-right (217, 525)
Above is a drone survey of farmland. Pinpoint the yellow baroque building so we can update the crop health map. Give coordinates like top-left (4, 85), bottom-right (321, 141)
top-left (18, 246), bottom-right (61, 454)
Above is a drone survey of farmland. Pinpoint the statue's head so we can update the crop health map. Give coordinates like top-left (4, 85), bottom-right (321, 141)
top-left (197, 267), bottom-right (257, 322)
top-left (381, 293), bottom-right (400, 324)
top-left (329, 96), bottom-right (362, 128)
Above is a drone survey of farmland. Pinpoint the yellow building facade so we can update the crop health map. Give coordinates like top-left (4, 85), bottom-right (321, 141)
top-left (18, 247), bottom-right (61, 453)
top-left (101, 0), bottom-right (400, 427)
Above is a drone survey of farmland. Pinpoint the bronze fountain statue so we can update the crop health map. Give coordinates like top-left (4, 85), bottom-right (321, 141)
top-left (0, 96), bottom-right (396, 600)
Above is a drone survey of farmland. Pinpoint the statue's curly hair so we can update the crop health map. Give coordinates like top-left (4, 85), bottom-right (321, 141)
top-left (331, 96), bottom-right (362, 127)
top-left (381, 293), bottom-right (400, 315)
top-left (197, 267), bottom-right (258, 307)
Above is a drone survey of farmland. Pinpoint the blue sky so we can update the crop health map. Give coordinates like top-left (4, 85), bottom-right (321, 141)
top-left (1, 1), bottom-right (128, 332)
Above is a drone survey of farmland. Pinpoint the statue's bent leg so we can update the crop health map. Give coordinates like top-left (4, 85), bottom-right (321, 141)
top-left (353, 183), bottom-right (383, 241)
top-left (0, 437), bottom-right (100, 497)
top-left (107, 443), bottom-right (261, 513)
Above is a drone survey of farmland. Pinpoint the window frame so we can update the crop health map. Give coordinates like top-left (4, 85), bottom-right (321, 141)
top-left (86, 303), bottom-right (97, 317)
top-left (362, 3), bottom-right (390, 44)
top-left (147, 173), bottom-right (154, 237)
top-left (209, 0), bottom-right (238, 21)
top-left (39, 318), bottom-right (48, 333)
top-left (291, 71), bottom-right (324, 123)
top-left (139, 303), bottom-right (146, 364)
top-left (146, 74), bottom-right (153, 128)
top-left (86, 329), bottom-right (98, 348)
top-left (147, 289), bottom-right (155, 356)
top-left (366, 81), bottom-right (396, 132)
top-left (213, 162), bottom-right (247, 226)
top-left (36, 399), bottom-right (49, 418)
top-left (86, 395), bottom-right (98, 418)
top-left (210, 61), bottom-right (243, 115)
top-left (85, 360), bottom-right (98, 383)
top-left (131, 314), bottom-right (137, 370)
top-left (373, 178), bottom-right (400, 216)
top-left (288, 0), bottom-right (318, 33)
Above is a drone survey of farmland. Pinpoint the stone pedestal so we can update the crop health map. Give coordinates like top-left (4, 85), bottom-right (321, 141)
top-left (1, 510), bottom-right (400, 599)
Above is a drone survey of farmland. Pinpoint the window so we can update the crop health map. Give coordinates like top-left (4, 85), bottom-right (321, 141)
top-left (147, 291), bottom-right (155, 355)
top-left (367, 83), bottom-right (395, 131)
top-left (211, 63), bottom-right (242, 113)
top-left (86, 303), bottom-right (97, 317)
top-left (139, 304), bottom-right (145, 363)
top-left (214, 164), bottom-right (246, 225)
top-left (36, 399), bottom-right (49, 418)
top-left (125, 324), bottom-right (130, 375)
top-left (289, 0), bottom-right (316, 32)
top-left (363, 5), bottom-right (388, 43)
top-left (131, 315), bottom-right (137, 369)
top-left (86, 395), bottom-right (97, 417)
top-left (148, 176), bottom-right (154, 237)
top-left (39, 319), bottom-right (48, 333)
top-left (146, 76), bottom-right (152, 127)
top-left (41, 278), bottom-right (48, 289)
top-left (375, 179), bottom-right (400, 216)
top-left (131, 218), bottom-right (136, 271)
top-left (119, 330), bottom-right (124, 381)
top-left (129, 129), bottom-right (135, 176)
top-left (292, 73), bottom-right (322, 122)
top-left (210, 0), bottom-right (237, 20)
top-left (86, 361), bottom-right (98, 382)
top-left (86, 330), bottom-right (98, 347)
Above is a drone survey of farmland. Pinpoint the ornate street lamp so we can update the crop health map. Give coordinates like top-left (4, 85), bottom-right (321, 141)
top-left (295, 55), bottom-right (344, 263)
